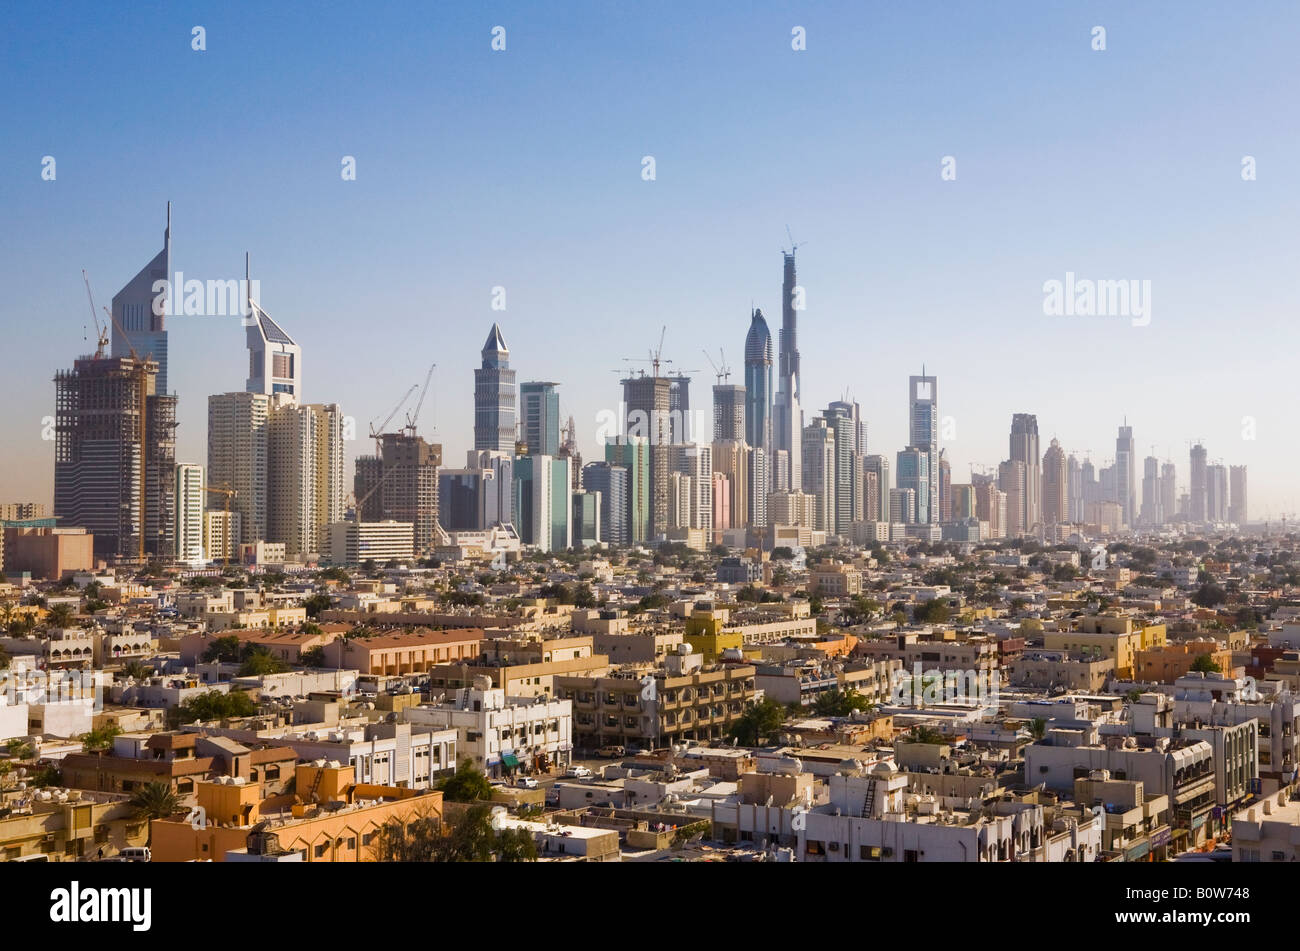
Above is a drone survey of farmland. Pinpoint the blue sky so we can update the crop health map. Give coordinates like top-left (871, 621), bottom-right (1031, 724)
top-left (2, 1), bottom-right (1297, 519)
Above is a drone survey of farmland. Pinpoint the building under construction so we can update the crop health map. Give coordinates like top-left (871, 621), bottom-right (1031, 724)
top-left (353, 432), bottom-right (442, 556)
top-left (54, 354), bottom-right (176, 562)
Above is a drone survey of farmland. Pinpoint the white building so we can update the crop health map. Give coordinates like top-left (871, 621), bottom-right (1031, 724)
top-left (328, 520), bottom-right (414, 565)
top-left (175, 463), bottom-right (206, 565)
top-left (406, 681), bottom-right (573, 777)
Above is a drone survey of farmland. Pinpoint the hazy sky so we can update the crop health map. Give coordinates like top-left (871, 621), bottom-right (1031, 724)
top-left (3, 1), bottom-right (1298, 520)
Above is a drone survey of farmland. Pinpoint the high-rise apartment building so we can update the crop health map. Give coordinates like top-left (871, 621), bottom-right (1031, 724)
top-left (176, 463), bottom-right (205, 564)
top-left (669, 443), bottom-right (715, 535)
top-left (474, 323), bottom-right (517, 453)
top-left (266, 401), bottom-right (346, 557)
top-left (1042, 439), bottom-right (1068, 527)
top-left (1009, 414), bottom-right (1040, 533)
top-left (1190, 444), bottom-right (1208, 523)
top-left (1229, 465), bottom-right (1248, 526)
top-left (824, 401), bottom-right (861, 535)
top-left (514, 455), bottom-right (572, 552)
top-left (1161, 462), bottom-right (1177, 524)
top-left (802, 419), bottom-right (835, 532)
top-left (1206, 464), bottom-right (1229, 523)
top-left (372, 432), bottom-right (442, 555)
top-left (747, 446), bottom-right (769, 529)
top-left (863, 455), bottom-right (891, 523)
top-left (208, 391), bottom-right (269, 547)
top-left (1140, 456), bottom-right (1162, 526)
top-left (1068, 455), bottom-right (1084, 523)
top-left (998, 458), bottom-right (1026, 537)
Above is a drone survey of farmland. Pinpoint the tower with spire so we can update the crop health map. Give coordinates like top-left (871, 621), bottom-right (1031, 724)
top-left (474, 322), bottom-right (517, 452)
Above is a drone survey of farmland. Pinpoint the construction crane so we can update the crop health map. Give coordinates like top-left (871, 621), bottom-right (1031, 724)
top-left (621, 326), bottom-right (671, 378)
top-left (81, 270), bottom-right (110, 358)
top-left (783, 225), bottom-right (807, 256)
top-left (404, 363), bottom-right (436, 437)
top-left (369, 384), bottom-right (418, 454)
top-left (702, 348), bottom-right (731, 385)
top-left (204, 484), bottom-right (237, 565)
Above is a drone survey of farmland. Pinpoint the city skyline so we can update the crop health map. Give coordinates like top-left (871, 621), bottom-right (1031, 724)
top-left (3, 1), bottom-right (1297, 518)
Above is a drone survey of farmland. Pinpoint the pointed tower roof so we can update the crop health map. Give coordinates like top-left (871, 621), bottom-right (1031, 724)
top-left (745, 308), bottom-right (772, 364)
top-left (482, 322), bottom-right (509, 368)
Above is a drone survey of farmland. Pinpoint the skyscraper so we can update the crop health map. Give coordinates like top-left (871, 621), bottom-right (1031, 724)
top-left (802, 419), bottom-right (835, 532)
top-left (712, 383), bottom-right (746, 443)
top-left (55, 355), bottom-right (176, 561)
top-left (1140, 456), bottom-right (1162, 526)
top-left (266, 401), bottom-right (345, 557)
top-left (1161, 462), bottom-right (1177, 525)
top-left (998, 458), bottom-right (1026, 537)
top-left (1115, 424), bottom-right (1136, 529)
top-left (520, 381), bottom-right (561, 457)
top-left (245, 282), bottom-right (302, 403)
top-left (863, 455), bottom-right (891, 522)
top-left (772, 251), bottom-right (803, 491)
top-left (474, 323), bottom-right (517, 453)
top-left (1229, 465), bottom-right (1248, 525)
top-left (744, 308), bottom-right (773, 455)
top-left (1068, 454), bottom-right (1083, 523)
top-left (621, 374), bottom-right (673, 539)
top-left (1206, 464), bottom-right (1229, 523)
top-left (111, 205), bottom-right (172, 396)
top-left (824, 401), bottom-right (860, 535)
top-left (897, 447), bottom-right (931, 526)
top-left (908, 373), bottom-right (939, 524)
top-left (582, 461), bottom-right (629, 546)
top-left (1008, 414), bottom-right (1040, 534)
top-left (513, 455), bottom-right (572, 552)
top-left (605, 436), bottom-right (650, 545)
top-left (370, 432), bottom-right (442, 555)
top-left (1190, 444), bottom-right (1208, 523)
top-left (1042, 439), bottom-right (1068, 528)
top-left (208, 391), bottom-right (269, 546)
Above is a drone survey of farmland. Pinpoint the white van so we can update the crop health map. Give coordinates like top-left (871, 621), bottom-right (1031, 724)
top-left (118, 847), bottom-right (152, 862)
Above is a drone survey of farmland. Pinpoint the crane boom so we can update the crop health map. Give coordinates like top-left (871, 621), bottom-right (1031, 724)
top-left (406, 363), bottom-right (436, 434)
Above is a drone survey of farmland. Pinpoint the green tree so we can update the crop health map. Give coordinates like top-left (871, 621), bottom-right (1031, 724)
top-left (171, 690), bottom-right (256, 726)
top-left (812, 689), bottom-right (873, 717)
top-left (376, 803), bottom-right (538, 862)
top-left (302, 594), bottom-right (332, 618)
top-left (914, 599), bottom-right (951, 624)
top-left (122, 660), bottom-right (154, 680)
top-left (238, 646), bottom-right (289, 676)
top-left (81, 724), bottom-right (121, 754)
top-left (728, 697), bottom-right (788, 746)
top-left (436, 758), bottom-right (494, 803)
top-left (128, 781), bottom-right (183, 846)
top-left (905, 725), bottom-right (947, 745)
top-left (301, 646), bottom-right (327, 668)
top-left (1190, 653), bottom-right (1222, 674)
top-left (1028, 717), bottom-right (1048, 740)
top-left (1191, 583), bottom-right (1227, 609)
top-left (201, 635), bottom-right (243, 664)
top-left (45, 603), bottom-right (75, 628)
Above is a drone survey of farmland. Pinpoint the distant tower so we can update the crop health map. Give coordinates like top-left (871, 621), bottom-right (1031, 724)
top-left (744, 308), bottom-right (773, 453)
top-left (773, 251), bottom-right (804, 490)
top-left (909, 373), bottom-right (939, 524)
top-left (474, 323), bottom-right (517, 453)
top-left (244, 256), bottom-right (302, 405)
top-left (1115, 424), bottom-right (1136, 529)
top-left (1189, 444), bottom-right (1208, 523)
top-left (1042, 439), bottom-right (1068, 528)
top-left (1009, 414), bottom-right (1041, 533)
top-left (1229, 465), bottom-right (1248, 525)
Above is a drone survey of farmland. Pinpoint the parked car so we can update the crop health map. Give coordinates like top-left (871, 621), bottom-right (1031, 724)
top-left (515, 776), bottom-right (539, 789)
top-left (564, 765), bottom-right (592, 778)
top-left (596, 745), bottom-right (625, 759)
top-left (118, 847), bottom-right (152, 863)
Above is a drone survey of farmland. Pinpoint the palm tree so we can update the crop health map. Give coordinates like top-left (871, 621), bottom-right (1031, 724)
top-left (129, 781), bottom-right (182, 846)
top-left (45, 603), bottom-right (75, 629)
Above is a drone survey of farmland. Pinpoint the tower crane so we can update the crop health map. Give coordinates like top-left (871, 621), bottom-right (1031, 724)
top-left (81, 270), bottom-right (110, 358)
top-left (369, 384), bottom-right (418, 454)
top-left (404, 363), bottom-right (436, 437)
top-left (702, 348), bottom-right (732, 385)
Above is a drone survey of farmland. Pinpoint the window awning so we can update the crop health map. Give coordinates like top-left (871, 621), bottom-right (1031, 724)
top-left (501, 753), bottom-right (520, 769)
